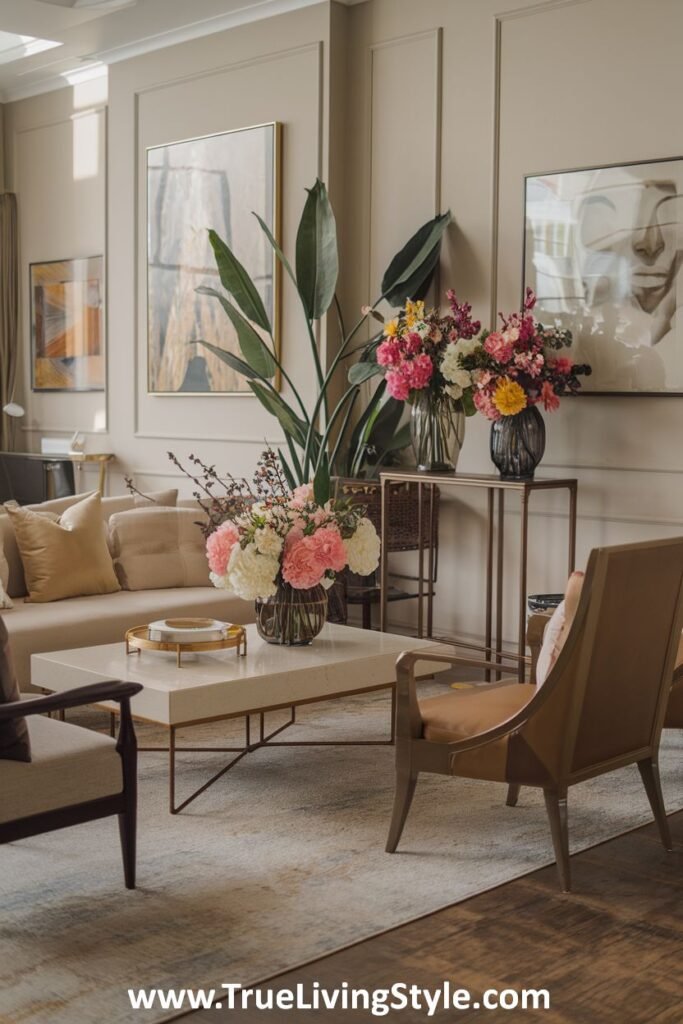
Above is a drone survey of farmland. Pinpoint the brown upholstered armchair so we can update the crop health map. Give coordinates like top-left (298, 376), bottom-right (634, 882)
top-left (0, 681), bottom-right (142, 888)
top-left (386, 538), bottom-right (683, 892)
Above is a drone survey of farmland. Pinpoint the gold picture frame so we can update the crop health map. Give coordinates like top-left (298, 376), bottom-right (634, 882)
top-left (31, 256), bottom-right (105, 392)
top-left (147, 121), bottom-right (282, 396)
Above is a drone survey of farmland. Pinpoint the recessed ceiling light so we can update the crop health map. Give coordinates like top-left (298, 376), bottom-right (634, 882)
top-left (0, 32), bottom-right (62, 66)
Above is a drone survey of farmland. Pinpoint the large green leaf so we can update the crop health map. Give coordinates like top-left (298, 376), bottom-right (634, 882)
top-left (196, 286), bottom-right (276, 379)
top-left (348, 361), bottom-right (383, 386)
top-left (313, 459), bottom-right (330, 505)
top-left (381, 211), bottom-right (451, 306)
top-left (193, 339), bottom-right (260, 381)
top-left (249, 381), bottom-right (309, 449)
top-left (295, 180), bottom-right (339, 320)
top-left (208, 229), bottom-right (271, 333)
top-left (347, 381), bottom-right (387, 476)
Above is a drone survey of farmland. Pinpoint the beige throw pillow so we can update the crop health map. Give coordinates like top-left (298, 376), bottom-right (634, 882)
top-left (0, 548), bottom-right (12, 609)
top-left (536, 571), bottom-right (585, 687)
top-left (6, 492), bottom-right (120, 603)
top-left (109, 507), bottom-right (210, 591)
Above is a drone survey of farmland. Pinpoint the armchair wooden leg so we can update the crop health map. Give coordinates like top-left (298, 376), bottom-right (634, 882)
top-left (506, 783), bottom-right (521, 807)
top-left (544, 788), bottom-right (570, 893)
top-left (118, 807), bottom-right (136, 889)
top-left (386, 765), bottom-right (417, 854)
top-left (638, 758), bottom-right (672, 851)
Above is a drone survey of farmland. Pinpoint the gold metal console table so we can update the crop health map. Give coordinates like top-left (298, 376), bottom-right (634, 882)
top-left (379, 469), bottom-right (578, 682)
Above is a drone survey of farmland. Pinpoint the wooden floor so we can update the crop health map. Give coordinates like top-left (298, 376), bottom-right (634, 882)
top-left (183, 812), bottom-right (683, 1022)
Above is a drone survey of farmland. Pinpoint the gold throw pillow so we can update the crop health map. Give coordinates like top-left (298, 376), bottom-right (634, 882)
top-left (6, 492), bottom-right (120, 603)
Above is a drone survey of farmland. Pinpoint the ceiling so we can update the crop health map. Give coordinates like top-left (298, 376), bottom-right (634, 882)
top-left (0, 0), bottom-right (366, 102)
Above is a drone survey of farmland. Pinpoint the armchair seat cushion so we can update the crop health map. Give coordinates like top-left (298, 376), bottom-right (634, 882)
top-left (420, 682), bottom-right (536, 744)
top-left (0, 715), bottom-right (122, 824)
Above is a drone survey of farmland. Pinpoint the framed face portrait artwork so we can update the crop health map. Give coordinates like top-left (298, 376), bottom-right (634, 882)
top-left (523, 158), bottom-right (683, 394)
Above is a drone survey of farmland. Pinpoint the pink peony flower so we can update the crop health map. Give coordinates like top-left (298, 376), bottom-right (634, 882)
top-left (206, 521), bottom-right (240, 576)
top-left (282, 536), bottom-right (326, 589)
top-left (377, 339), bottom-right (401, 367)
top-left (386, 369), bottom-right (410, 401)
top-left (514, 350), bottom-right (544, 378)
top-left (289, 483), bottom-right (313, 509)
top-left (309, 526), bottom-right (347, 572)
top-left (284, 526), bottom-right (304, 553)
top-left (473, 388), bottom-right (501, 422)
top-left (540, 381), bottom-right (560, 412)
top-left (484, 331), bottom-right (513, 364)
top-left (404, 353), bottom-right (433, 390)
top-left (402, 332), bottom-right (423, 356)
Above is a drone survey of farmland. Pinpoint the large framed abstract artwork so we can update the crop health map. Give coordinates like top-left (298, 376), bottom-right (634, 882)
top-left (147, 122), bottom-right (281, 395)
top-left (523, 157), bottom-right (683, 394)
top-left (30, 256), bottom-right (105, 392)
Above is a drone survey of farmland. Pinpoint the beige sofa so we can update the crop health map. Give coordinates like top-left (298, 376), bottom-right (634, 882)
top-left (0, 493), bottom-right (254, 689)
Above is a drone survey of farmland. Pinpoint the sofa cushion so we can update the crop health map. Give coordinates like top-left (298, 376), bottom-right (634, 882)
top-left (109, 507), bottom-right (210, 590)
top-left (0, 615), bottom-right (30, 762)
top-left (0, 714), bottom-right (121, 823)
top-left (0, 547), bottom-right (11, 609)
top-left (6, 493), bottom-right (120, 603)
top-left (0, 489), bottom-right (178, 598)
top-left (7, 587), bottom-right (254, 689)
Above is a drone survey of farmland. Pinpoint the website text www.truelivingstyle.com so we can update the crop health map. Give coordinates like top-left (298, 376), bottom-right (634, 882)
top-left (128, 981), bottom-right (551, 1016)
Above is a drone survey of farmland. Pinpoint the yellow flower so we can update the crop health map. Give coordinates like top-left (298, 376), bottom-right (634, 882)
top-left (493, 377), bottom-right (527, 416)
top-left (404, 299), bottom-right (425, 328)
top-left (384, 319), bottom-right (399, 338)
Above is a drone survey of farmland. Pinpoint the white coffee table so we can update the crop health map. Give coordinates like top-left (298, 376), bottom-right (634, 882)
top-left (32, 623), bottom-right (434, 813)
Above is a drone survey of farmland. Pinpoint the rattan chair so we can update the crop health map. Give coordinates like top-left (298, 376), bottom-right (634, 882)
top-left (386, 538), bottom-right (683, 892)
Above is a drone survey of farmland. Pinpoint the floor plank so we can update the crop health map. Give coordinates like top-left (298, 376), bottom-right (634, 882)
top-left (181, 812), bottom-right (683, 1022)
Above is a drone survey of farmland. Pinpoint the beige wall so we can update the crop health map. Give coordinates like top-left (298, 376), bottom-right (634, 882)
top-left (4, 0), bottom-right (683, 643)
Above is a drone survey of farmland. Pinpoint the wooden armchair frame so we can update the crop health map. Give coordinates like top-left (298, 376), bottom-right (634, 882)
top-left (0, 680), bottom-right (142, 889)
top-left (387, 538), bottom-right (683, 891)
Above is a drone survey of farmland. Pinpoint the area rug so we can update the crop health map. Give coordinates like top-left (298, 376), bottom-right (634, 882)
top-left (1, 686), bottom-right (681, 1024)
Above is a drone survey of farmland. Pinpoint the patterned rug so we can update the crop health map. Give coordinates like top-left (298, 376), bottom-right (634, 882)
top-left (1, 684), bottom-right (681, 1024)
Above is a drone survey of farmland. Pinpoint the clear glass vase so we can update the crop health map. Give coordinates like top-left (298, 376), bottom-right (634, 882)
top-left (255, 581), bottom-right (328, 646)
top-left (410, 391), bottom-right (466, 472)
top-left (490, 405), bottom-right (546, 480)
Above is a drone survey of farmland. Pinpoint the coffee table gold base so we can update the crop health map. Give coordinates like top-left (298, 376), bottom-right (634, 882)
top-left (110, 686), bottom-right (397, 814)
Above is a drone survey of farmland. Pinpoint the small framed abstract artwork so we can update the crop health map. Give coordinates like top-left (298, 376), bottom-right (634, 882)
top-left (30, 256), bottom-right (105, 392)
top-left (147, 121), bottom-right (282, 395)
top-left (523, 157), bottom-right (683, 394)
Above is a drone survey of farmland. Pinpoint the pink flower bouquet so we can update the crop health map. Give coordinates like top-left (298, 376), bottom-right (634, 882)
top-left (455, 289), bottom-right (591, 420)
top-left (203, 454), bottom-right (380, 602)
top-left (375, 294), bottom-right (481, 409)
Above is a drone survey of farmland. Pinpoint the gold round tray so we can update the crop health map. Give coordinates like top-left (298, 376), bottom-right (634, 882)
top-left (125, 623), bottom-right (247, 667)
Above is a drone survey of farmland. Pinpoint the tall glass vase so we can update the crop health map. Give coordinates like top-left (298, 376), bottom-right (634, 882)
top-left (255, 581), bottom-right (328, 645)
top-left (490, 405), bottom-right (546, 480)
top-left (410, 391), bottom-right (465, 473)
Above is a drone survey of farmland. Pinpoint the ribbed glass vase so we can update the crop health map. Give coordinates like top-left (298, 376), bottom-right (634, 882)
top-left (410, 391), bottom-right (465, 473)
top-left (255, 581), bottom-right (328, 646)
top-left (490, 405), bottom-right (546, 480)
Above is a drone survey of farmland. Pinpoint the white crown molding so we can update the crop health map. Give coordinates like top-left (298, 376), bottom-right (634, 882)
top-left (0, 0), bottom-right (368, 101)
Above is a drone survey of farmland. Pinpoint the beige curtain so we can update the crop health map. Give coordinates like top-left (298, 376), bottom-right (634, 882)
top-left (0, 193), bottom-right (18, 451)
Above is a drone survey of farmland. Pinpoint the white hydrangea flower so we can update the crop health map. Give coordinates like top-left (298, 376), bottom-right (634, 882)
top-left (345, 517), bottom-right (381, 577)
top-left (227, 543), bottom-right (279, 601)
top-left (441, 342), bottom-right (478, 386)
top-left (254, 525), bottom-right (283, 558)
top-left (209, 571), bottom-right (231, 590)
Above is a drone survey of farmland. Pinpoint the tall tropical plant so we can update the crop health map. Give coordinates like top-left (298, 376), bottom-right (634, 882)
top-left (194, 179), bottom-right (450, 502)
